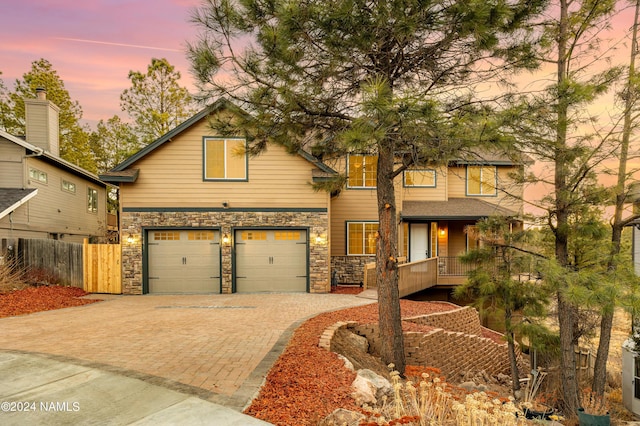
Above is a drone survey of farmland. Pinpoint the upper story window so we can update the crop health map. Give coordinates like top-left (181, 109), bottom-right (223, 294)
top-left (87, 188), bottom-right (98, 213)
top-left (404, 169), bottom-right (436, 187)
top-left (204, 138), bottom-right (247, 180)
top-left (348, 155), bottom-right (377, 188)
top-left (467, 165), bottom-right (497, 196)
top-left (62, 180), bottom-right (76, 194)
top-left (29, 168), bottom-right (47, 184)
top-left (347, 221), bottom-right (378, 255)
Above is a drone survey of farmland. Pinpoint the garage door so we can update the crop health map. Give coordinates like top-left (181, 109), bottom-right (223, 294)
top-left (235, 229), bottom-right (307, 292)
top-left (147, 230), bottom-right (221, 293)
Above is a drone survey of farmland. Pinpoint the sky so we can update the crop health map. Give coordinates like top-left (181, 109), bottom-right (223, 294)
top-left (1, 1), bottom-right (638, 217)
top-left (0, 0), bottom-right (201, 128)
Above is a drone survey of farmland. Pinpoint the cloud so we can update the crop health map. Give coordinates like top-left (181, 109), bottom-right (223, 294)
top-left (54, 37), bottom-right (182, 53)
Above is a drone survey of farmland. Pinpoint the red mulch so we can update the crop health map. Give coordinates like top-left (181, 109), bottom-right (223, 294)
top-left (0, 285), bottom-right (100, 318)
top-left (244, 299), bottom-right (458, 425)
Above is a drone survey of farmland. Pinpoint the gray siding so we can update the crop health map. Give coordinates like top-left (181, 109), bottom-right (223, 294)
top-left (0, 140), bottom-right (25, 187)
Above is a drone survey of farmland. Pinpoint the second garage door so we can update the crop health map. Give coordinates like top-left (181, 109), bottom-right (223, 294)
top-left (147, 229), bottom-right (221, 294)
top-left (235, 229), bottom-right (307, 292)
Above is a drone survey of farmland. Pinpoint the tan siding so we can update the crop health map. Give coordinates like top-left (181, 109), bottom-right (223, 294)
top-left (0, 140), bottom-right (25, 187)
top-left (25, 99), bottom-right (59, 156)
top-left (121, 120), bottom-right (327, 209)
top-left (330, 189), bottom-right (378, 256)
top-left (402, 166), bottom-right (448, 202)
top-left (446, 165), bottom-right (523, 212)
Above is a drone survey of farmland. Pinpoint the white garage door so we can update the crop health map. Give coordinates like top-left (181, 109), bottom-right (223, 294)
top-left (148, 230), bottom-right (221, 293)
top-left (235, 229), bottom-right (307, 292)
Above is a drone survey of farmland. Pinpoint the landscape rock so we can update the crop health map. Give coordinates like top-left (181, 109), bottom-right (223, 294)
top-left (351, 368), bottom-right (392, 405)
top-left (337, 354), bottom-right (354, 371)
top-left (319, 408), bottom-right (365, 426)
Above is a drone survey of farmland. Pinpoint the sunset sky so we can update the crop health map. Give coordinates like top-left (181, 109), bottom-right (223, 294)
top-left (1, 1), bottom-right (636, 128)
top-left (0, 0), bottom-right (201, 127)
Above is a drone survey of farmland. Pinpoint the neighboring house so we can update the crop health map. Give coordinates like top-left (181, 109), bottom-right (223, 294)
top-left (0, 89), bottom-right (111, 244)
top-left (101, 99), bottom-right (527, 295)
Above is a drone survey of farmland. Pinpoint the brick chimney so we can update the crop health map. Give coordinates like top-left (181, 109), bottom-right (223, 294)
top-left (24, 88), bottom-right (60, 156)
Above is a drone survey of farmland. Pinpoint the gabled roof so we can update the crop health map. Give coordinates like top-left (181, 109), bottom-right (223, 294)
top-left (105, 98), bottom-right (337, 181)
top-left (0, 188), bottom-right (38, 220)
top-left (401, 198), bottom-right (518, 220)
top-left (0, 129), bottom-right (108, 187)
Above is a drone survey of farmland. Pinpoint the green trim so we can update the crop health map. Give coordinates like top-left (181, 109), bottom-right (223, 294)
top-left (402, 169), bottom-right (437, 188)
top-left (123, 207), bottom-right (328, 213)
top-left (231, 226), bottom-right (311, 293)
top-left (297, 149), bottom-right (337, 174)
top-left (142, 227), bottom-right (223, 294)
top-left (113, 99), bottom-right (241, 171)
top-left (202, 137), bottom-right (249, 182)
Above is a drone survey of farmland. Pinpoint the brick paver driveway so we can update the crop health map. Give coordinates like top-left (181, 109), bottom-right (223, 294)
top-left (0, 293), bottom-right (374, 410)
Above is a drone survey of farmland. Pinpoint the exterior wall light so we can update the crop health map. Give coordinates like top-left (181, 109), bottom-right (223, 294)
top-left (221, 234), bottom-right (231, 245)
top-left (439, 228), bottom-right (446, 237)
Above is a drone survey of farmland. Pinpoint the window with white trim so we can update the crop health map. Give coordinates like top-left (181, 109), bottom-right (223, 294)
top-left (347, 222), bottom-right (378, 255)
top-left (87, 188), bottom-right (98, 213)
top-left (29, 168), bottom-right (47, 184)
top-left (62, 180), bottom-right (76, 194)
top-left (204, 138), bottom-right (247, 180)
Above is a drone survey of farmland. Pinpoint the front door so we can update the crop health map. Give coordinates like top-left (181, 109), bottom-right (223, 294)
top-left (409, 223), bottom-right (429, 262)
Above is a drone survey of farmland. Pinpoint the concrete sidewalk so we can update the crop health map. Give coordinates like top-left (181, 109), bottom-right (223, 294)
top-left (0, 351), bottom-right (269, 425)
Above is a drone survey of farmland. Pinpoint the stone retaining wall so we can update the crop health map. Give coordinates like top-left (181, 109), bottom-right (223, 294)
top-left (404, 305), bottom-right (483, 336)
top-left (322, 305), bottom-right (528, 382)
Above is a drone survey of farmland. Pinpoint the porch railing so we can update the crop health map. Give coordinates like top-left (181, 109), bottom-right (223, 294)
top-left (398, 258), bottom-right (438, 298)
top-left (437, 256), bottom-right (476, 276)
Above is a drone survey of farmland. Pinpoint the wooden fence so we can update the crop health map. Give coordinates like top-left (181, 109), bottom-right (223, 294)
top-left (1, 238), bottom-right (122, 293)
top-left (1, 238), bottom-right (83, 287)
top-left (83, 239), bottom-right (121, 294)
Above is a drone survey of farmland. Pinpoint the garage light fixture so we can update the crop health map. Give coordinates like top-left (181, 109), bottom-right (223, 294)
top-left (314, 233), bottom-right (326, 245)
top-left (126, 234), bottom-right (136, 244)
top-left (221, 234), bottom-right (231, 245)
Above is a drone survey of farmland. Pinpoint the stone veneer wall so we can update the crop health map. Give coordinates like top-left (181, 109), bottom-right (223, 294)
top-left (331, 255), bottom-right (373, 285)
top-left (121, 210), bottom-right (329, 295)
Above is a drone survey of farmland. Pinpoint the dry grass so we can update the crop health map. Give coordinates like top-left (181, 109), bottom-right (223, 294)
top-left (0, 258), bottom-right (28, 294)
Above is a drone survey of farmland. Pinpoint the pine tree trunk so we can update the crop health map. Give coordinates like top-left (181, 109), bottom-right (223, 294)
top-left (376, 138), bottom-right (405, 375)
top-left (505, 307), bottom-right (521, 396)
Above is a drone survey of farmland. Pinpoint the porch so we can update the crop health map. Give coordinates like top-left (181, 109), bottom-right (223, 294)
top-left (363, 256), bottom-right (471, 298)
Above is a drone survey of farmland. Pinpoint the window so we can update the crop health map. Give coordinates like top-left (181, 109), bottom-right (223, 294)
top-left (204, 138), bottom-right (247, 180)
top-left (188, 231), bottom-right (215, 240)
top-left (347, 222), bottom-right (378, 255)
top-left (404, 169), bottom-right (436, 187)
top-left (467, 166), bottom-right (497, 196)
top-left (154, 231), bottom-right (180, 240)
top-left (275, 231), bottom-right (301, 241)
top-left (87, 188), bottom-right (98, 213)
top-left (348, 155), bottom-right (377, 188)
top-left (241, 231), bottom-right (267, 241)
top-left (62, 180), bottom-right (76, 193)
top-left (29, 168), bottom-right (47, 184)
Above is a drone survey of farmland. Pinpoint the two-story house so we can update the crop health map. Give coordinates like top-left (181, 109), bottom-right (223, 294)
top-left (328, 152), bottom-right (526, 297)
top-left (101, 100), bottom-right (526, 295)
top-left (0, 89), bottom-right (110, 244)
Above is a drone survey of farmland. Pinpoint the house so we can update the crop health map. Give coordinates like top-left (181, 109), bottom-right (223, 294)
top-left (329, 151), bottom-right (526, 292)
top-left (0, 89), bottom-right (111, 244)
top-left (101, 100), bottom-right (527, 295)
